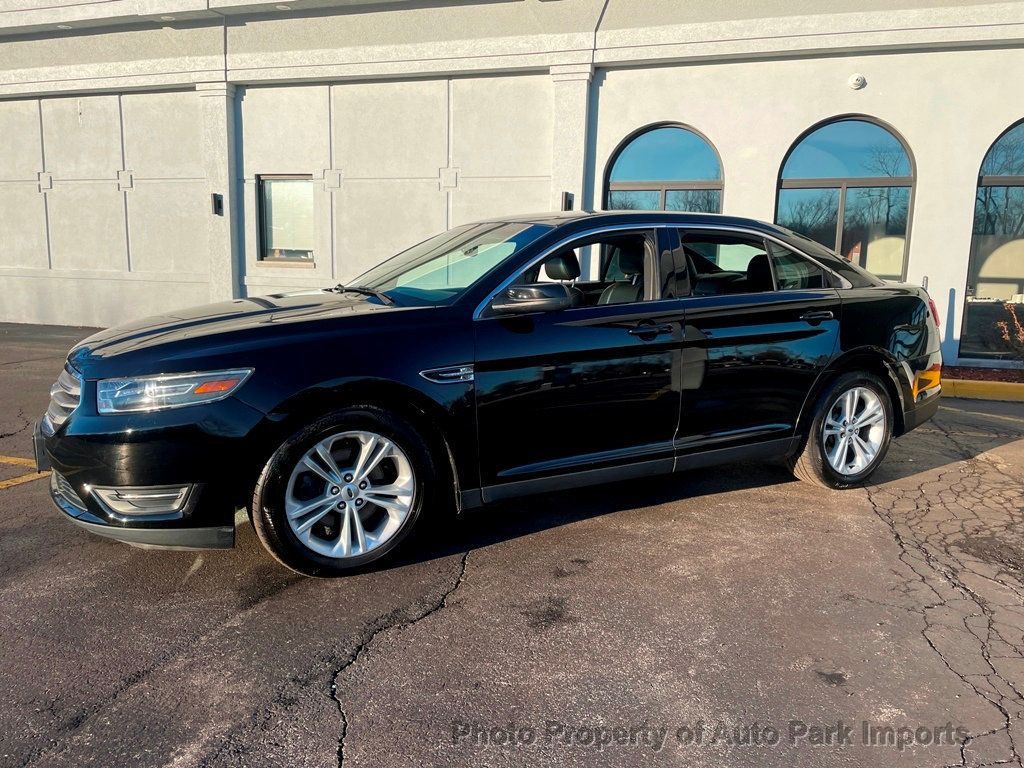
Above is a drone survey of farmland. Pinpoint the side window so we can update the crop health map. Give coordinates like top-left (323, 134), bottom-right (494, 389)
top-left (516, 231), bottom-right (653, 307)
top-left (681, 231), bottom-right (775, 296)
top-left (768, 242), bottom-right (828, 290)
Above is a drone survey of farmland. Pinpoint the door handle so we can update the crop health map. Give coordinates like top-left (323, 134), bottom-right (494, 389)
top-left (799, 310), bottom-right (834, 323)
top-left (627, 322), bottom-right (674, 338)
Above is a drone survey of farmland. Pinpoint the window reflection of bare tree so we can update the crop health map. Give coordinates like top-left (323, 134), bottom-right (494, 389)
top-left (975, 131), bottom-right (1024, 237)
top-left (607, 189), bottom-right (720, 213)
top-left (780, 189), bottom-right (838, 248)
top-left (666, 189), bottom-right (720, 213)
top-left (840, 143), bottom-right (910, 270)
top-left (607, 193), bottom-right (643, 210)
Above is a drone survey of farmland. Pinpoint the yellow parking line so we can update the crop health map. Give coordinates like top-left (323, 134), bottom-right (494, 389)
top-left (0, 455), bottom-right (36, 468)
top-left (0, 471), bottom-right (49, 490)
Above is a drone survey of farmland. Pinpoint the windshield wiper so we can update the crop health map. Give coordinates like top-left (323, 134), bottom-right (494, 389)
top-left (329, 284), bottom-right (395, 306)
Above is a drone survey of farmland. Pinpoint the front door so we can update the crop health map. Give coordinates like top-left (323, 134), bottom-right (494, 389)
top-left (473, 228), bottom-right (683, 496)
top-left (673, 229), bottom-right (842, 453)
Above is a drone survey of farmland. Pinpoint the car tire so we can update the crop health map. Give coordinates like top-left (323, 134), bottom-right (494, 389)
top-left (789, 371), bottom-right (894, 490)
top-left (251, 406), bottom-right (437, 577)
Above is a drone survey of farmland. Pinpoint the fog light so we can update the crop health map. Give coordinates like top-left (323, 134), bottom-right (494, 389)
top-left (90, 485), bottom-right (192, 516)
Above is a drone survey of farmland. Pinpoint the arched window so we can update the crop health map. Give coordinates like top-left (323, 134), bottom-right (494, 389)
top-left (776, 117), bottom-right (914, 281)
top-left (961, 120), bottom-right (1024, 359)
top-left (605, 125), bottom-right (722, 213)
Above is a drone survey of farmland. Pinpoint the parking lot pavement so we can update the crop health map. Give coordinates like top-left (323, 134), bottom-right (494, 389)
top-left (1, 323), bottom-right (1023, 768)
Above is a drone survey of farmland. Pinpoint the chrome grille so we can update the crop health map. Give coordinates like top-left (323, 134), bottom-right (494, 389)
top-left (43, 364), bottom-right (81, 435)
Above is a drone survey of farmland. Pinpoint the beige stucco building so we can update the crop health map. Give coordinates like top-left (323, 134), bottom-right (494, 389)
top-left (1, 0), bottom-right (1023, 364)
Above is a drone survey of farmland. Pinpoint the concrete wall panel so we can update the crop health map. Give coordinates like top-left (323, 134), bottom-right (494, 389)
top-left (451, 75), bottom-right (553, 179)
top-left (240, 85), bottom-right (331, 178)
top-left (41, 95), bottom-right (122, 180)
top-left (0, 186), bottom-right (48, 268)
top-left (46, 184), bottom-right (126, 271)
top-left (451, 178), bottom-right (551, 227)
top-left (0, 99), bottom-right (42, 180)
top-left (127, 181), bottom-right (210, 274)
top-left (334, 180), bottom-right (446, 281)
top-left (121, 91), bottom-right (205, 179)
top-left (331, 80), bottom-right (448, 179)
top-left (0, 275), bottom-right (210, 328)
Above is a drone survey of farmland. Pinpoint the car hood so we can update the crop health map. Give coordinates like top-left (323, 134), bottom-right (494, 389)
top-left (70, 290), bottom-right (403, 363)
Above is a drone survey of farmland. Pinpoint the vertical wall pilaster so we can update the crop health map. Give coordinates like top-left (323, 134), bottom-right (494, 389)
top-left (550, 63), bottom-right (594, 213)
top-left (197, 82), bottom-right (240, 302)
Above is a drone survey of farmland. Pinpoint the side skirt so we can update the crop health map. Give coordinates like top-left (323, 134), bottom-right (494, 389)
top-left (464, 437), bottom-right (800, 508)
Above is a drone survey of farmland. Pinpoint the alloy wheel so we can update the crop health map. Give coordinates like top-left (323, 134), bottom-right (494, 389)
top-left (821, 386), bottom-right (886, 476)
top-left (284, 430), bottom-right (415, 559)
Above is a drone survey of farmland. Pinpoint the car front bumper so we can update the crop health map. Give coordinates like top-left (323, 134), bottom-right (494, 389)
top-left (37, 395), bottom-right (267, 549)
top-left (49, 469), bottom-right (234, 549)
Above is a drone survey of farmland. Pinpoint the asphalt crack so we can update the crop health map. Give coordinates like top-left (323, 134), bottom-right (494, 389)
top-left (862, 412), bottom-right (1024, 768)
top-left (331, 549), bottom-right (471, 767)
top-left (0, 408), bottom-right (30, 441)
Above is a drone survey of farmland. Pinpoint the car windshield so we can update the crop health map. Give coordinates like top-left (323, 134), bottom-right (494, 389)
top-left (349, 222), bottom-right (553, 306)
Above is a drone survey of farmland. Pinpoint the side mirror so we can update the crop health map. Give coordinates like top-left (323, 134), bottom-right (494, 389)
top-left (490, 282), bottom-right (573, 315)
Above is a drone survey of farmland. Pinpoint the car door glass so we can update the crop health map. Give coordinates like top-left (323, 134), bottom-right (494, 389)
top-left (681, 231), bottom-right (775, 295)
top-left (768, 242), bottom-right (828, 290)
top-left (512, 231), bottom-right (654, 307)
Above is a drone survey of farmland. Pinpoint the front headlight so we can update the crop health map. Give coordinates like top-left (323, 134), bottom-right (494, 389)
top-left (96, 369), bottom-right (253, 414)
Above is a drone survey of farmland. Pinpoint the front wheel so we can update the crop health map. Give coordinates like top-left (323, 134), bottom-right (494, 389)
top-left (251, 407), bottom-right (436, 576)
top-left (789, 372), bottom-right (894, 489)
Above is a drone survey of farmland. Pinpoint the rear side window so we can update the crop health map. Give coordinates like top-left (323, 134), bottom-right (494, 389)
top-left (680, 231), bottom-right (775, 296)
top-left (768, 242), bottom-right (827, 290)
top-left (777, 228), bottom-right (885, 287)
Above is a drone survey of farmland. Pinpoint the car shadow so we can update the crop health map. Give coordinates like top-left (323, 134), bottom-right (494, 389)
top-left (223, 398), bottom-right (1022, 578)
top-left (382, 398), bottom-right (1024, 571)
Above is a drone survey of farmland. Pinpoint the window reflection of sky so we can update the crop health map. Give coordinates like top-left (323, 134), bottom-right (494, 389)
top-left (980, 122), bottom-right (1024, 176)
top-left (782, 120), bottom-right (910, 179)
top-left (610, 127), bottom-right (721, 182)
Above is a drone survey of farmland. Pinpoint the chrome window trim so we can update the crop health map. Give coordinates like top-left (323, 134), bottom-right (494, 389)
top-left (472, 221), bottom-right (850, 320)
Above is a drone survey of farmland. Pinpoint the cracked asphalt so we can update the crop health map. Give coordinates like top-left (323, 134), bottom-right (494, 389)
top-left (1, 322), bottom-right (1023, 767)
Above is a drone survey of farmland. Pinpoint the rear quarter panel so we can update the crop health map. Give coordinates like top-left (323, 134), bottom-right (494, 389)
top-left (833, 284), bottom-right (941, 424)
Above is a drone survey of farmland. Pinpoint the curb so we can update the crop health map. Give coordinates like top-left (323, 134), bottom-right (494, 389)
top-left (944, 379), bottom-right (1024, 402)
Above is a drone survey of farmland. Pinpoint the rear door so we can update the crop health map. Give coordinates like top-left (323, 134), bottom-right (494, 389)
top-left (674, 229), bottom-right (842, 453)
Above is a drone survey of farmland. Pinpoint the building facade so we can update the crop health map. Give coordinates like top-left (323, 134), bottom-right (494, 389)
top-left (1, 0), bottom-right (1022, 365)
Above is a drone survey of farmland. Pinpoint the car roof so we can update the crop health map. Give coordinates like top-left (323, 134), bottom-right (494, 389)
top-left (475, 210), bottom-right (791, 236)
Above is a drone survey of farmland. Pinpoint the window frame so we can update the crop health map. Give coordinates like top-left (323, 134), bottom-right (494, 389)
top-left (604, 123), bottom-right (724, 213)
top-left (775, 116), bottom-right (916, 281)
top-left (256, 173), bottom-right (316, 266)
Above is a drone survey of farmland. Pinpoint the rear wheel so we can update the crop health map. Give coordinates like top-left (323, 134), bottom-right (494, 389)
top-left (252, 407), bottom-right (436, 576)
top-left (789, 372), bottom-right (893, 489)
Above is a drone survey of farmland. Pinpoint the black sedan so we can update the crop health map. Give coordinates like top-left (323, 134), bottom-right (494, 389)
top-left (36, 212), bottom-right (942, 576)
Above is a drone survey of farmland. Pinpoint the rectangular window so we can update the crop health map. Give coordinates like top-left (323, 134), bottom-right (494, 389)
top-left (840, 186), bottom-right (910, 281)
top-left (258, 175), bottom-right (314, 263)
top-left (776, 188), bottom-right (839, 251)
